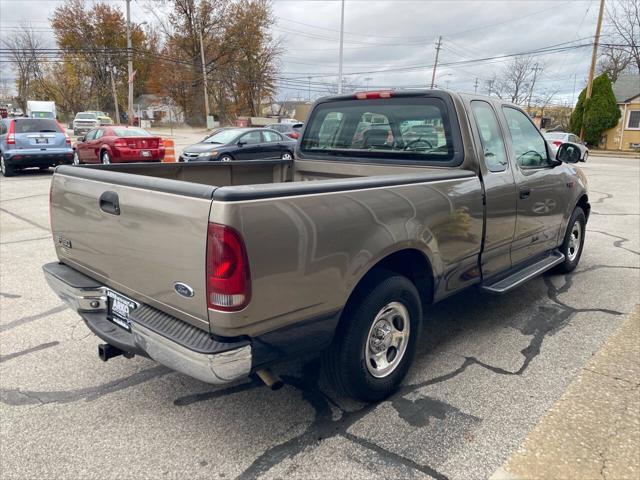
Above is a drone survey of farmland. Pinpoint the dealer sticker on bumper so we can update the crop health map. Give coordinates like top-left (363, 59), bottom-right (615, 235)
top-left (106, 289), bottom-right (138, 331)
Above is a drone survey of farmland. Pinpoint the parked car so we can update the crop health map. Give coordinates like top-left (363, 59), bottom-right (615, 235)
top-left (544, 132), bottom-right (588, 161)
top-left (0, 117), bottom-right (72, 176)
top-left (72, 126), bottom-right (165, 164)
top-left (73, 112), bottom-right (100, 136)
top-left (266, 122), bottom-right (304, 139)
top-left (44, 90), bottom-right (589, 402)
top-left (179, 127), bottom-right (296, 162)
top-left (86, 110), bottom-right (114, 125)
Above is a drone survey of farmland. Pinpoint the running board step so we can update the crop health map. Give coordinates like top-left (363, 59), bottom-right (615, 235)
top-left (480, 251), bottom-right (565, 294)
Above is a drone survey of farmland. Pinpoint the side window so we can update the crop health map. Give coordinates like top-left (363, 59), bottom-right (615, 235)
top-left (0, 121), bottom-right (6, 135)
top-left (263, 131), bottom-right (282, 142)
top-left (94, 129), bottom-right (104, 139)
top-left (502, 107), bottom-right (549, 168)
top-left (570, 134), bottom-right (581, 144)
top-left (470, 101), bottom-right (508, 172)
top-left (241, 131), bottom-right (262, 145)
top-left (85, 129), bottom-right (97, 141)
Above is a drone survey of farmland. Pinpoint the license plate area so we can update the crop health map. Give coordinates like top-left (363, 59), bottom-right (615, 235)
top-left (141, 150), bottom-right (151, 157)
top-left (36, 138), bottom-right (48, 145)
top-left (106, 289), bottom-right (139, 331)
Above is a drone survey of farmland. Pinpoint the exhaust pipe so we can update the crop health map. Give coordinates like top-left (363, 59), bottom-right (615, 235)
top-left (256, 369), bottom-right (284, 390)
top-left (98, 343), bottom-right (133, 362)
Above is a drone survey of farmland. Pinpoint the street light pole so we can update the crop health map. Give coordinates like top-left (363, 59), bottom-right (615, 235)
top-left (337, 0), bottom-right (345, 94)
top-left (126, 0), bottom-right (133, 125)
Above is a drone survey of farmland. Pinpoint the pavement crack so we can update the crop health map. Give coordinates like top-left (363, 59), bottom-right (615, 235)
top-left (588, 230), bottom-right (640, 256)
top-left (0, 341), bottom-right (60, 364)
top-left (0, 305), bottom-right (68, 333)
top-left (0, 206), bottom-right (49, 231)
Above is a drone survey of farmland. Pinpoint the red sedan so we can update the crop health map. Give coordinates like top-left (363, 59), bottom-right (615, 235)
top-left (73, 126), bottom-right (165, 164)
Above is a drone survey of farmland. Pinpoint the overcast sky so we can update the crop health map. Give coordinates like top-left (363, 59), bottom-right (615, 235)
top-left (0, 0), bottom-right (608, 105)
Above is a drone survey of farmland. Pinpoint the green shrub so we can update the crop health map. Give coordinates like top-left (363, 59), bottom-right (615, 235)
top-left (570, 73), bottom-right (621, 146)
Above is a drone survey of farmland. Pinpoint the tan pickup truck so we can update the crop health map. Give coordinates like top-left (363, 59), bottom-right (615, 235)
top-left (44, 91), bottom-right (589, 401)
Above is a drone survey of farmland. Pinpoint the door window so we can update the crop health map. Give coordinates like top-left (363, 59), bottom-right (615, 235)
top-left (94, 129), bottom-right (104, 139)
top-left (263, 131), bottom-right (282, 142)
top-left (84, 129), bottom-right (97, 141)
top-left (471, 101), bottom-right (508, 172)
top-left (502, 107), bottom-right (550, 168)
top-left (240, 131), bottom-right (262, 145)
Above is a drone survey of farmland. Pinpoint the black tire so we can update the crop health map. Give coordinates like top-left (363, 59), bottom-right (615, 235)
top-left (554, 207), bottom-right (586, 273)
top-left (322, 270), bottom-right (422, 402)
top-left (0, 154), bottom-right (15, 177)
top-left (219, 155), bottom-right (233, 162)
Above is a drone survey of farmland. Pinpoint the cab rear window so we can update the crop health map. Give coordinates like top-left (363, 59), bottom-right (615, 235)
top-left (14, 119), bottom-right (61, 134)
top-left (300, 96), bottom-right (459, 164)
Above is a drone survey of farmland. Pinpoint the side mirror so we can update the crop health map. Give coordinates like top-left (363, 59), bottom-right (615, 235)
top-left (77, 136), bottom-right (85, 142)
top-left (237, 141), bottom-right (246, 147)
top-left (556, 142), bottom-right (581, 164)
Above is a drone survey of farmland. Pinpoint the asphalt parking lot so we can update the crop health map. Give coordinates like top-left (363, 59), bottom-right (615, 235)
top-left (1, 155), bottom-right (638, 479)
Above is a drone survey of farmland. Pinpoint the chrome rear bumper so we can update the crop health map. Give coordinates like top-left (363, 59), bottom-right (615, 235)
top-left (43, 262), bottom-right (252, 384)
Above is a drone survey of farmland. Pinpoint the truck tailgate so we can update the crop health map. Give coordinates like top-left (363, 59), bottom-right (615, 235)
top-left (50, 167), bottom-right (215, 329)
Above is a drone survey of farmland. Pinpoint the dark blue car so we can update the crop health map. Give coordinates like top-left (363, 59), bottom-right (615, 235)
top-left (179, 127), bottom-right (296, 163)
top-left (0, 117), bottom-right (73, 176)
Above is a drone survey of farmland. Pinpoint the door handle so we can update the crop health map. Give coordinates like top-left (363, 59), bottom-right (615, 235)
top-left (519, 187), bottom-right (531, 199)
top-left (99, 191), bottom-right (120, 215)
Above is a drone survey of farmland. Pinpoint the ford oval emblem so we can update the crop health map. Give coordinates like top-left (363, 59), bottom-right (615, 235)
top-left (174, 282), bottom-right (194, 298)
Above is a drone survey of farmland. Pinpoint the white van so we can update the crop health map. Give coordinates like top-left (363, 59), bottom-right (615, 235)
top-left (26, 101), bottom-right (57, 119)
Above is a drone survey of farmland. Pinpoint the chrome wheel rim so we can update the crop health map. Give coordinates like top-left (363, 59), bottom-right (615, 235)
top-left (221, 156), bottom-right (232, 162)
top-left (73, 152), bottom-right (79, 165)
top-left (0, 156), bottom-right (5, 174)
top-left (282, 153), bottom-right (293, 160)
top-left (567, 220), bottom-right (582, 262)
top-left (365, 301), bottom-right (411, 378)
top-left (102, 153), bottom-right (110, 164)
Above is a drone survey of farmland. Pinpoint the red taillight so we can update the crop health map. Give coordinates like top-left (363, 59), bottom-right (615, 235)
top-left (158, 138), bottom-right (165, 148)
top-left (55, 120), bottom-right (71, 144)
top-left (6, 120), bottom-right (15, 144)
top-left (552, 141), bottom-right (562, 147)
top-left (206, 223), bottom-right (251, 311)
top-left (287, 132), bottom-right (300, 139)
top-left (114, 139), bottom-right (127, 148)
top-left (354, 91), bottom-right (393, 100)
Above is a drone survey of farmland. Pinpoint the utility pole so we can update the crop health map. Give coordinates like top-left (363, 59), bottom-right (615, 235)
top-left (474, 77), bottom-right (479, 94)
top-left (307, 77), bottom-right (311, 101)
top-left (526, 62), bottom-right (542, 113)
top-left (487, 79), bottom-right (494, 96)
top-left (337, 0), bottom-right (345, 94)
top-left (430, 36), bottom-right (442, 89)
top-left (107, 55), bottom-right (120, 124)
top-left (126, 0), bottom-right (133, 125)
top-left (198, 15), bottom-right (211, 126)
top-left (580, 0), bottom-right (605, 140)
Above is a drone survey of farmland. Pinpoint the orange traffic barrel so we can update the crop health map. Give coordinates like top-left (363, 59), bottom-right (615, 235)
top-left (162, 139), bottom-right (176, 162)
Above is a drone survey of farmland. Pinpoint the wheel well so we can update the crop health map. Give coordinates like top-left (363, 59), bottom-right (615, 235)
top-left (577, 194), bottom-right (590, 220)
top-left (350, 249), bottom-right (434, 311)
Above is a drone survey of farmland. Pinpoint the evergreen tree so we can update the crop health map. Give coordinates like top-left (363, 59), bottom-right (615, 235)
top-left (570, 74), bottom-right (621, 146)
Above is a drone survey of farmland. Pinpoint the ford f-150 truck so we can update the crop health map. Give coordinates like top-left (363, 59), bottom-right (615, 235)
top-left (43, 91), bottom-right (589, 401)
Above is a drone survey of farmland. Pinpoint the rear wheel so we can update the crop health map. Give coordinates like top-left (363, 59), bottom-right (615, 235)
top-left (322, 271), bottom-right (421, 402)
top-left (0, 154), bottom-right (15, 177)
top-left (72, 151), bottom-right (80, 165)
top-left (554, 207), bottom-right (586, 273)
top-left (101, 151), bottom-right (111, 164)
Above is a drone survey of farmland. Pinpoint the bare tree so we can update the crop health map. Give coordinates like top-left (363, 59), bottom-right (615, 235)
top-left (606, 0), bottom-right (640, 74)
top-left (597, 44), bottom-right (633, 82)
top-left (1, 26), bottom-right (44, 111)
top-left (492, 55), bottom-right (542, 105)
